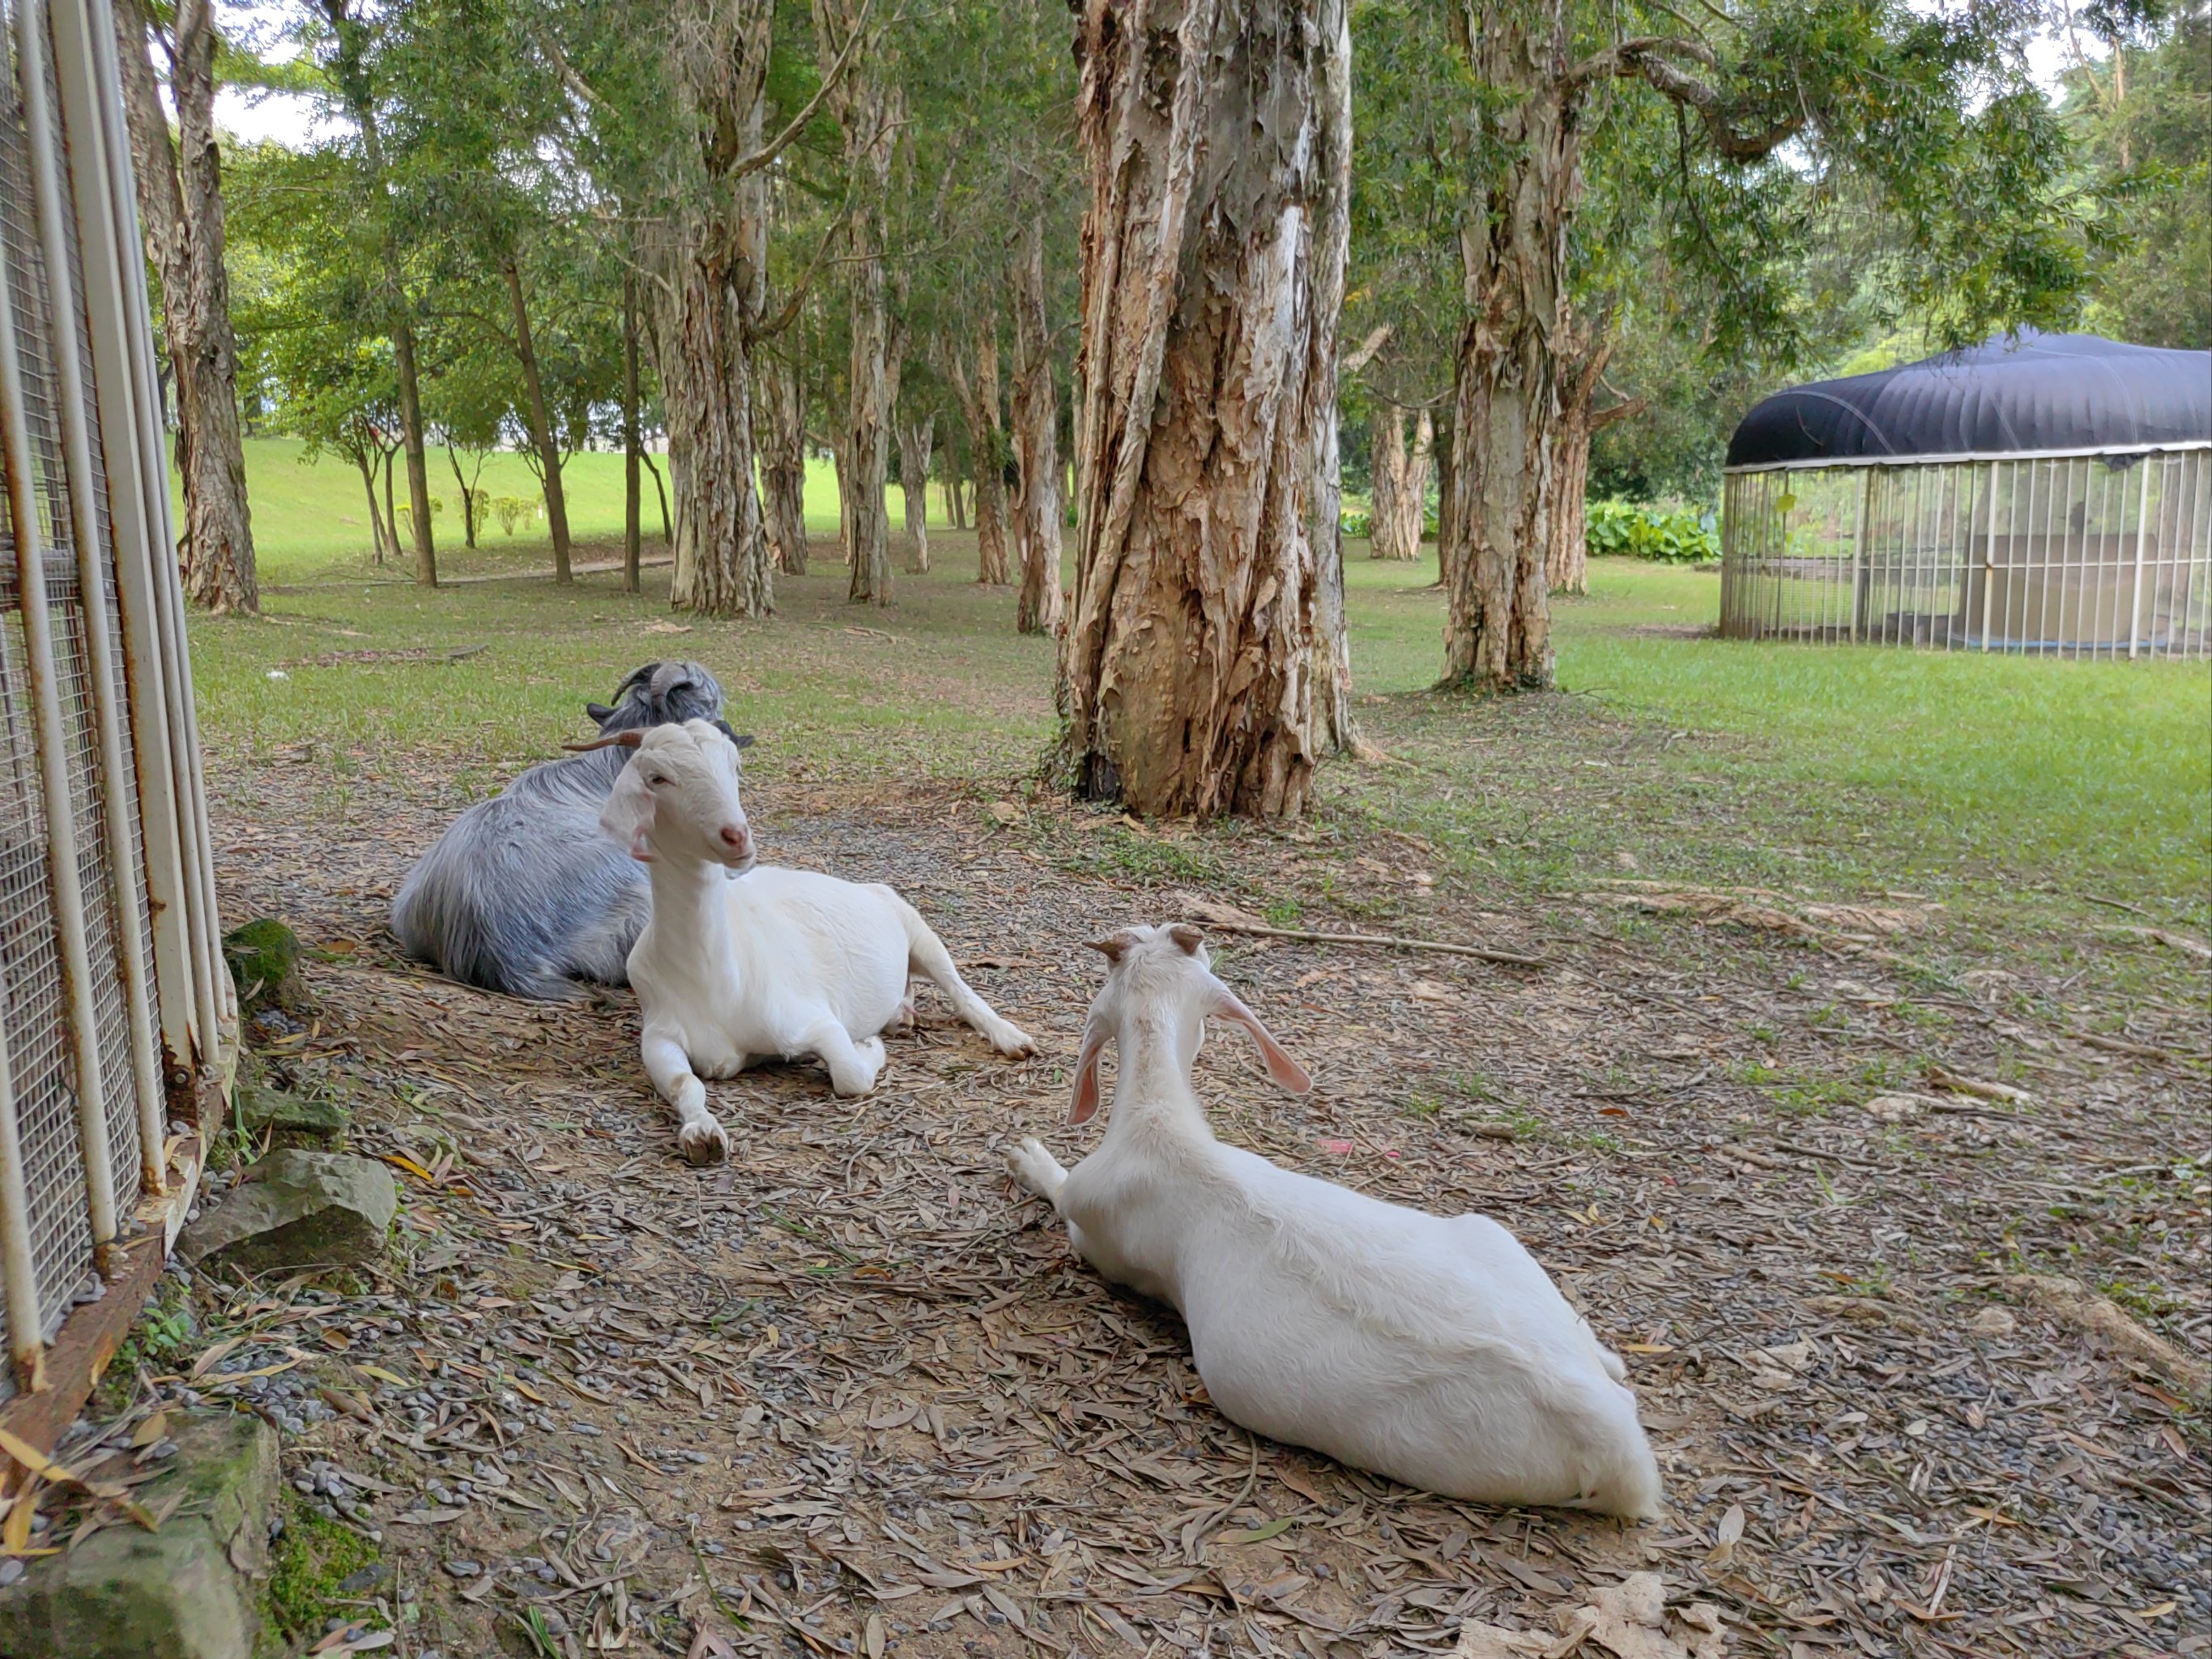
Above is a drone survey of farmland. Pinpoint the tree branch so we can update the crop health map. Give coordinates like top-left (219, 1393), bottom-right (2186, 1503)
top-left (1340, 323), bottom-right (1392, 377)
top-left (1576, 35), bottom-right (1803, 160)
top-left (731, 0), bottom-right (876, 182)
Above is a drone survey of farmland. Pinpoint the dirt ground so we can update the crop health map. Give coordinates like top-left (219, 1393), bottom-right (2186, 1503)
top-left (104, 734), bottom-right (2210, 1659)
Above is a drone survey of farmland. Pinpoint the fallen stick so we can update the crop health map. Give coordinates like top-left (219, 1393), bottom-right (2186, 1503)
top-left (1186, 916), bottom-right (1549, 969)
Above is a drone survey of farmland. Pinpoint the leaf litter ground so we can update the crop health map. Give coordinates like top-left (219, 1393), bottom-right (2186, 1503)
top-left (78, 724), bottom-right (2211, 1659)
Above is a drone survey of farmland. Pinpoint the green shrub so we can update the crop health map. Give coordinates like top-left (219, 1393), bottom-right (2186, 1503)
top-left (1585, 498), bottom-right (1718, 564)
top-left (1340, 507), bottom-right (1371, 538)
top-left (492, 495), bottom-right (541, 536)
top-left (392, 497), bottom-right (445, 535)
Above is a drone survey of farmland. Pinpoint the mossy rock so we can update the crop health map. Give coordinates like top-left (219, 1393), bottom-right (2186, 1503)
top-left (176, 1150), bottom-right (397, 1273)
top-left (223, 919), bottom-right (305, 1013)
top-left (233, 1081), bottom-right (348, 1148)
top-left (0, 1411), bottom-right (277, 1659)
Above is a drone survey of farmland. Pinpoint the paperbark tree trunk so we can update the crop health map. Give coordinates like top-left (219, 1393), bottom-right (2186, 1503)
top-left (1009, 220), bottom-right (1063, 636)
top-left (1063, 0), bottom-right (1347, 818)
top-left (622, 272), bottom-right (642, 592)
top-left (1306, 12), bottom-right (1356, 757)
top-left (1405, 410), bottom-right (1434, 550)
top-left (1369, 404), bottom-right (1406, 560)
top-left (504, 260), bottom-right (573, 583)
top-left (655, 255), bottom-right (772, 616)
top-left (946, 448), bottom-right (968, 530)
top-left (652, 0), bottom-right (774, 618)
top-left (1546, 323), bottom-right (1642, 595)
top-left (755, 353), bottom-right (809, 574)
top-left (116, 0), bottom-right (257, 612)
top-left (897, 412), bottom-right (933, 573)
top-left (949, 332), bottom-right (1009, 584)
top-left (1432, 402), bottom-right (1456, 591)
top-left (1438, 0), bottom-right (1587, 691)
top-left (819, 2), bottom-right (893, 605)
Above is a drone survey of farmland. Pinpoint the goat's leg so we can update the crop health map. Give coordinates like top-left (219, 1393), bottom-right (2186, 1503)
top-left (1006, 1137), bottom-right (1069, 1206)
top-left (803, 1019), bottom-right (885, 1097)
top-left (642, 1030), bottom-right (728, 1166)
top-left (896, 903), bottom-right (1037, 1057)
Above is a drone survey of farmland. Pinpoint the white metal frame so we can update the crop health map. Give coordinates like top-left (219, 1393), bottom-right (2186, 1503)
top-left (1720, 443), bottom-right (2212, 659)
top-left (0, 0), bottom-right (227, 1399)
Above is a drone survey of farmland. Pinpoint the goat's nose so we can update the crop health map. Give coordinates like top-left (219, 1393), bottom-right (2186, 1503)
top-left (719, 824), bottom-right (752, 857)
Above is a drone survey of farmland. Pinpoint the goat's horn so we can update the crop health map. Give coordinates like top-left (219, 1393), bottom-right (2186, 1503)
top-left (561, 730), bottom-right (646, 752)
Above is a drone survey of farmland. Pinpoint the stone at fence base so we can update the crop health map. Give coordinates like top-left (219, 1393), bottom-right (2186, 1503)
top-left (221, 918), bottom-right (305, 1013)
top-left (232, 1081), bottom-right (350, 1148)
top-left (0, 1410), bottom-right (277, 1659)
top-left (176, 1149), bottom-right (397, 1273)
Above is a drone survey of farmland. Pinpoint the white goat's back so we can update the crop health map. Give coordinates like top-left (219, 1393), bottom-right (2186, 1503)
top-left (1159, 1143), bottom-right (1660, 1515)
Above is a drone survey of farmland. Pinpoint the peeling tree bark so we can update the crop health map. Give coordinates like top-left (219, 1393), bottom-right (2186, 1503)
top-left (655, 256), bottom-right (771, 616)
top-left (820, 0), bottom-right (894, 605)
top-left (1063, 0), bottom-right (1347, 818)
top-left (116, 0), bottom-right (257, 613)
top-left (1438, 0), bottom-right (1585, 691)
top-left (1009, 220), bottom-right (1063, 636)
top-left (1370, 406), bottom-right (1434, 562)
top-left (756, 352), bottom-right (809, 574)
top-left (1369, 405), bottom-right (1405, 560)
top-left (652, 0), bottom-right (774, 619)
top-left (897, 410), bottom-right (933, 573)
top-left (948, 331), bottom-right (1009, 585)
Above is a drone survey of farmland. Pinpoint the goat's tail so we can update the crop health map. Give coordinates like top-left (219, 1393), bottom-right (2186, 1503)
top-left (1562, 1383), bottom-right (1665, 1520)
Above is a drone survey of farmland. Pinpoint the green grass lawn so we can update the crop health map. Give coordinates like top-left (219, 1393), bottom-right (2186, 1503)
top-left (1339, 551), bottom-right (2212, 906)
top-left (194, 437), bottom-right (920, 583)
top-left (187, 497), bottom-right (2211, 1015)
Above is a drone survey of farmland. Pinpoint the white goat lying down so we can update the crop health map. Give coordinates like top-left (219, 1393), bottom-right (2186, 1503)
top-left (577, 720), bottom-right (1036, 1163)
top-left (1007, 924), bottom-right (1663, 1518)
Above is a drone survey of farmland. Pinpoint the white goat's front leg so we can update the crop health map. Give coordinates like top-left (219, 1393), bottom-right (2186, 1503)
top-left (1006, 1137), bottom-right (1070, 1206)
top-left (897, 905), bottom-right (1037, 1057)
top-left (641, 1029), bottom-right (728, 1166)
top-left (802, 1018), bottom-right (884, 1097)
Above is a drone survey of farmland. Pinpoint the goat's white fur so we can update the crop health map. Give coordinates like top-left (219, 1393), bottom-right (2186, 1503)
top-left (1007, 923), bottom-right (1663, 1518)
top-left (607, 721), bottom-right (1035, 1162)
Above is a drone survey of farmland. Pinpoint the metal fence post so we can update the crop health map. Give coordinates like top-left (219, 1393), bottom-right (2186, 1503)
top-left (0, 96), bottom-right (119, 1261)
top-left (19, 0), bottom-right (166, 1193)
top-left (2129, 455), bottom-right (2154, 660)
top-left (1850, 467), bottom-right (1872, 642)
top-left (0, 964), bottom-right (45, 1393)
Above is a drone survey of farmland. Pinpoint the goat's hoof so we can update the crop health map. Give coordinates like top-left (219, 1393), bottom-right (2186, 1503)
top-left (995, 1025), bottom-right (1038, 1059)
top-left (679, 1122), bottom-right (729, 1166)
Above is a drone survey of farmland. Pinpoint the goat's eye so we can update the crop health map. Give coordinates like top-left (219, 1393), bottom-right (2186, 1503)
top-left (646, 774), bottom-right (668, 786)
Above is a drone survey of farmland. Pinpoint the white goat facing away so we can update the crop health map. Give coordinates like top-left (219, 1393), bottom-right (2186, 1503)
top-left (1006, 924), bottom-right (1664, 1519)
top-left (578, 720), bottom-right (1036, 1162)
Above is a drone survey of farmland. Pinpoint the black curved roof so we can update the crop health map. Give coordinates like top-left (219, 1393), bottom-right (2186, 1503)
top-left (1727, 331), bottom-right (2212, 468)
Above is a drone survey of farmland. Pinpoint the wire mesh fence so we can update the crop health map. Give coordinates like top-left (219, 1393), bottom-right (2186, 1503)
top-left (1720, 449), bottom-right (2212, 658)
top-left (0, 0), bottom-right (227, 1405)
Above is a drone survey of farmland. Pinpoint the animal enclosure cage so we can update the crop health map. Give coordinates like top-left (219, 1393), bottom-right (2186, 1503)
top-left (0, 0), bottom-right (228, 1417)
top-left (1720, 335), bottom-right (2212, 658)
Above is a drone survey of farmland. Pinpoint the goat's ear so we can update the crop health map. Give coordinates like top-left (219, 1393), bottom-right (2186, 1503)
top-left (1085, 929), bottom-right (1142, 965)
top-left (600, 764), bottom-right (657, 862)
top-left (585, 702), bottom-right (615, 723)
top-left (564, 729), bottom-right (646, 753)
top-left (1208, 985), bottom-right (1312, 1094)
top-left (1166, 923), bottom-right (1204, 955)
top-left (1069, 1019), bottom-right (1110, 1125)
top-left (711, 719), bottom-right (755, 750)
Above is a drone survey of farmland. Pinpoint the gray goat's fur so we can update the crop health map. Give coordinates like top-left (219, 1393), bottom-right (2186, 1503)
top-left (390, 662), bottom-right (739, 1000)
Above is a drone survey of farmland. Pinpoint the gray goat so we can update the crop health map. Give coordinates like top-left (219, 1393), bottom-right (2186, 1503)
top-left (390, 662), bottom-right (749, 999)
